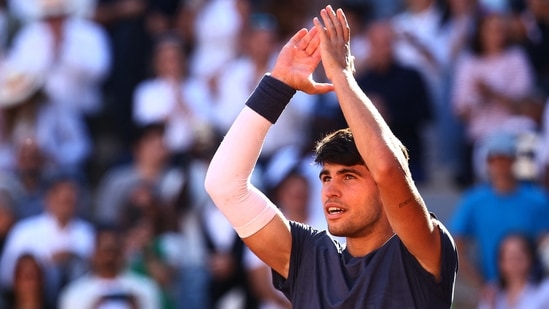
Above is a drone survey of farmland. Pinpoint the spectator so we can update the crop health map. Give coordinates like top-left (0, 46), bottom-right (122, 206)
top-left (93, 122), bottom-right (184, 224)
top-left (59, 224), bottom-right (161, 309)
top-left (0, 173), bottom-right (95, 305)
top-left (450, 132), bottom-right (549, 297)
top-left (6, 0), bottom-right (111, 117)
top-left (437, 0), bottom-right (481, 180)
top-left (0, 138), bottom-right (49, 219)
top-left (478, 233), bottom-right (549, 309)
top-left (1, 253), bottom-right (52, 309)
top-left (513, 0), bottom-right (549, 96)
top-left (452, 12), bottom-right (536, 186)
top-left (132, 33), bottom-right (213, 162)
top-left (356, 20), bottom-right (433, 183)
top-left (0, 66), bottom-right (92, 176)
top-left (120, 182), bottom-right (179, 309)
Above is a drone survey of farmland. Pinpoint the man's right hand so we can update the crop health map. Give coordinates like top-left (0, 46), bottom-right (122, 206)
top-left (270, 27), bottom-right (333, 95)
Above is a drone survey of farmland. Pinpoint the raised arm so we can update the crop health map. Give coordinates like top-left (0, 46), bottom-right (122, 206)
top-left (313, 6), bottom-right (442, 279)
top-left (204, 27), bottom-right (332, 278)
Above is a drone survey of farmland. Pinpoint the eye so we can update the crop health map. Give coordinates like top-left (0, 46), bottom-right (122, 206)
top-left (344, 174), bottom-right (356, 180)
top-left (320, 176), bottom-right (331, 183)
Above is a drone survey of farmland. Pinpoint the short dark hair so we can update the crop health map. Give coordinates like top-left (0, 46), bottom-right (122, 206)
top-left (314, 128), bottom-right (409, 166)
top-left (314, 128), bottom-right (364, 166)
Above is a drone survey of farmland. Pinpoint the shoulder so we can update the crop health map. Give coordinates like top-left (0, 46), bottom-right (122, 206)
top-left (10, 215), bottom-right (46, 235)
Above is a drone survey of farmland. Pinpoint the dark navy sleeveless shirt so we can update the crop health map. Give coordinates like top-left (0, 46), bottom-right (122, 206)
top-left (272, 221), bottom-right (458, 308)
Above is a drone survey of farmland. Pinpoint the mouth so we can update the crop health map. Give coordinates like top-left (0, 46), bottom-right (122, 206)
top-left (327, 207), bottom-right (345, 215)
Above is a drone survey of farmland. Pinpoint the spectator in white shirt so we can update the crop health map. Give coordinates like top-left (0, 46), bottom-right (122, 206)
top-left (59, 224), bottom-right (161, 309)
top-left (6, 0), bottom-right (111, 116)
top-left (132, 34), bottom-right (214, 159)
top-left (0, 173), bottom-right (95, 305)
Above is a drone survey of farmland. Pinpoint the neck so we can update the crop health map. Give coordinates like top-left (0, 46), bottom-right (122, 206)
top-left (492, 176), bottom-right (517, 194)
top-left (345, 219), bottom-right (394, 257)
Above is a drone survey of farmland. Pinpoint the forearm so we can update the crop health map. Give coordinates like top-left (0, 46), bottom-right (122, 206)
top-left (330, 70), bottom-right (408, 175)
top-left (204, 75), bottom-right (295, 237)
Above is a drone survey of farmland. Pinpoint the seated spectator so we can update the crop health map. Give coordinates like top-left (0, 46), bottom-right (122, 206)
top-left (0, 65), bottom-right (92, 176)
top-left (132, 33), bottom-right (213, 162)
top-left (478, 233), bottom-right (549, 309)
top-left (356, 20), bottom-right (433, 183)
top-left (116, 179), bottom-right (182, 309)
top-left (0, 173), bottom-right (95, 305)
top-left (59, 224), bottom-right (161, 309)
top-left (1, 253), bottom-right (52, 309)
top-left (93, 122), bottom-right (184, 224)
top-left (450, 132), bottom-right (549, 297)
top-left (5, 0), bottom-right (111, 117)
top-left (0, 138), bottom-right (49, 219)
top-left (451, 12), bottom-right (536, 186)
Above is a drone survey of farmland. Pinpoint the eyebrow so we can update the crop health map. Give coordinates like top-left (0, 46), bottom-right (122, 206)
top-left (319, 167), bottom-right (363, 179)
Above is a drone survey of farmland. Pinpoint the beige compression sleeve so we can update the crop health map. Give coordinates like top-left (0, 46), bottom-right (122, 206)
top-left (204, 75), bottom-right (296, 238)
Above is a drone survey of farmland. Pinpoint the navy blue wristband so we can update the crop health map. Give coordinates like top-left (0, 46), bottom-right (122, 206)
top-left (245, 74), bottom-right (296, 124)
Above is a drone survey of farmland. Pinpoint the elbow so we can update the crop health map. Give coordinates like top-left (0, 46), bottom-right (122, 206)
top-left (204, 164), bottom-right (222, 199)
top-left (204, 163), bottom-right (249, 203)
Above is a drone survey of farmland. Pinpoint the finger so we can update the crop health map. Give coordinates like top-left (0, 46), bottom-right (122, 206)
top-left (313, 17), bottom-right (328, 41)
top-left (320, 8), bottom-right (335, 40)
top-left (337, 8), bottom-right (350, 43)
top-left (305, 26), bottom-right (320, 56)
top-left (325, 5), bottom-right (343, 40)
top-left (296, 26), bottom-right (317, 54)
top-left (307, 82), bottom-right (335, 95)
top-left (287, 28), bottom-right (308, 49)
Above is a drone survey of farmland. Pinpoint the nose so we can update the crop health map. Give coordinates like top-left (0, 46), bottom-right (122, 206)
top-left (322, 179), bottom-right (341, 198)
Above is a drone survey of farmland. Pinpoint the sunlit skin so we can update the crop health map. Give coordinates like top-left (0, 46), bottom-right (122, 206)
top-left (319, 163), bottom-right (392, 249)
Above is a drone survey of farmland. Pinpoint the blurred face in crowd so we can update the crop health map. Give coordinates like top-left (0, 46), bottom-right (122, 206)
top-left (46, 180), bottom-right (78, 225)
top-left (486, 154), bottom-right (515, 182)
top-left (154, 40), bottom-right (185, 80)
top-left (246, 27), bottom-right (277, 65)
top-left (16, 138), bottom-right (44, 176)
top-left (498, 235), bottom-right (532, 283)
top-left (93, 230), bottom-right (124, 278)
top-left (135, 128), bottom-right (169, 167)
top-left (480, 14), bottom-right (509, 54)
top-left (366, 22), bottom-right (395, 70)
top-left (275, 173), bottom-right (310, 221)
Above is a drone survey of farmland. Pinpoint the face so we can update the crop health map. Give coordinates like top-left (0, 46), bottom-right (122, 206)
top-left (319, 163), bottom-right (384, 238)
top-left (367, 22), bottom-right (395, 68)
top-left (154, 42), bottom-right (185, 79)
top-left (93, 231), bottom-right (123, 275)
top-left (46, 180), bottom-right (78, 223)
top-left (480, 14), bottom-right (508, 53)
top-left (499, 235), bottom-right (532, 281)
top-left (137, 130), bottom-right (168, 165)
top-left (276, 174), bottom-right (310, 217)
top-left (487, 154), bottom-right (515, 180)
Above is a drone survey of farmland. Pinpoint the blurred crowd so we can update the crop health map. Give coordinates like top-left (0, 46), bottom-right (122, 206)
top-left (0, 0), bottom-right (548, 308)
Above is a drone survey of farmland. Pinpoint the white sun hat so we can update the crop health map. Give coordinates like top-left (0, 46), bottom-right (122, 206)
top-left (0, 65), bottom-right (44, 108)
top-left (37, 0), bottom-right (75, 19)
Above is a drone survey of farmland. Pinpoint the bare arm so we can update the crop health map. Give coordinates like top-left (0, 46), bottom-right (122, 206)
top-left (204, 28), bottom-right (332, 278)
top-left (313, 6), bottom-right (442, 280)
